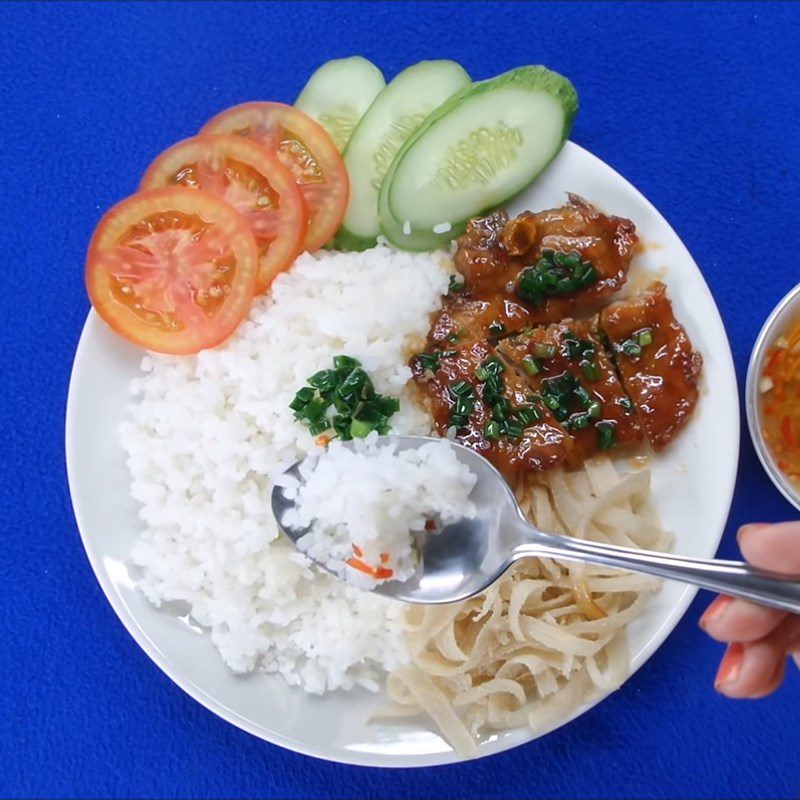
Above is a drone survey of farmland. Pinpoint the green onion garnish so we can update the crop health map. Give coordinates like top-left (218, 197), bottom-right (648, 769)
top-left (448, 274), bottom-right (465, 292)
top-left (566, 411), bottom-right (590, 431)
top-left (636, 328), bottom-right (654, 347)
top-left (349, 418), bottom-right (374, 439)
top-left (542, 394), bottom-right (562, 412)
top-left (516, 406), bottom-right (541, 426)
top-left (581, 360), bottom-right (600, 382)
top-left (587, 399), bottom-right (603, 419)
top-left (516, 250), bottom-right (599, 305)
top-left (522, 355), bottom-right (541, 376)
top-left (447, 332), bottom-right (459, 343)
top-left (415, 352), bottom-right (440, 373)
top-left (597, 420), bottom-right (617, 450)
top-left (291, 356), bottom-right (399, 441)
top-left (621, 339), bottom-right (642, 358)
top-left (489, 321), bottom-right (506, 336)
top-left (533, 343), bottom-right (557, 359)
top-left (333, 355), bottom-right (359, 372)
top-left (484, 420), bottom-right (500, 440)
top-left (449, 380), bottom-right (473, 397)
top-left (501, 419), bottom-right (524, 439)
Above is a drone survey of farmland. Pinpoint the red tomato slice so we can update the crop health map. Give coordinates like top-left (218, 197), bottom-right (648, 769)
top-left (86, 187), bottom-right (258, 354)
top-left (140, 135), bottom-right (306, 294)
top-left (200, 102), bottom-right (349, 252)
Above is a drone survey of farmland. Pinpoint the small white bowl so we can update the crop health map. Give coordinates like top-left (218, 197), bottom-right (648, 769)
top-left (746, 283), bottom-right (800, 511)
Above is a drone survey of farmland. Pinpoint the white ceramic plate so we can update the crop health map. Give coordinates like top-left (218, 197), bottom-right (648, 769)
top-left (65, 142), bottom-right (739, 767)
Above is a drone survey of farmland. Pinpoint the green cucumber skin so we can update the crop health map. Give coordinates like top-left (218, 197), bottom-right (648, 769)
top-left (330, 226), bottom-right (378, 252)
top-left (337, 59), bottom-right (470, 249)
top-left (378, 65), bottom-right (579, 251)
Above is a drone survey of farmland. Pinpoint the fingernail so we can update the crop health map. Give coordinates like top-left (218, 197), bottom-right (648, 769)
top-left (699, 595), bottom-right (733, 630)
top-left (715, 642), bottom-right (744, 691)
top-left (736, 523), bottom-right (770, 544)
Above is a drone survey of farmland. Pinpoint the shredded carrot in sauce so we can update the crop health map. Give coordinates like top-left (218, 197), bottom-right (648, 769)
top-left (759, 322), bottom-right (800, 489)
top-left (379, 552), bottom-right (389, 564)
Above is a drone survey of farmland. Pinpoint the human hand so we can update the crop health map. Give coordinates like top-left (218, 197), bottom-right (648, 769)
top-left (699, 522), bottom-right (800, 698)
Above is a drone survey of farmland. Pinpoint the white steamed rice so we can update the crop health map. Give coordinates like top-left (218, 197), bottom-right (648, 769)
top-left (119, 245), bottom-right (450, 693)
top-left (283, 436), bottom-right (477, 588)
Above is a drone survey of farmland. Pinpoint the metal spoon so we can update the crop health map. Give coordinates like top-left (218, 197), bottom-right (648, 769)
top-left (272, 435), bottom-right (800, 611)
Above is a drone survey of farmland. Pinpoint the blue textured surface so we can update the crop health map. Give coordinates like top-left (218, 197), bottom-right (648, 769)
top-left (1, 1), bottom-right (799, 797)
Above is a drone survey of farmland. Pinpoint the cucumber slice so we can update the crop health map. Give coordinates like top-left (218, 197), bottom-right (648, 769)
top-left (338, 60), bottom-right (471, 248)
top-left (378, 66), bottom-right (578, 251)
top-left (295, 57), bottom-right (386, 152)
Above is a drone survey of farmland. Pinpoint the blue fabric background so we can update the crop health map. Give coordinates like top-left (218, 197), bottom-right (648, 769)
top-left (1, 1), bottom-right (798, 797)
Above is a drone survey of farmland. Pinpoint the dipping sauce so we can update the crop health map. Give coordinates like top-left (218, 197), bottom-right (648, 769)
top-left (759, 320), bottom-right (800, 487)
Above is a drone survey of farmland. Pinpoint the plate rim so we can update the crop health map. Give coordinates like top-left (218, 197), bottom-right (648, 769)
top-left (65, 140), bottom-right (740, 768)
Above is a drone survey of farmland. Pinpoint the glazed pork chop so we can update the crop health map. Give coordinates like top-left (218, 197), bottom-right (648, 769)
top-left (497, 319), bottom-right (643, 460)
top-left (410, 342), bottom-right (573, 477)
top-left (432, 195), bottom-right (638, 344)
top-left (599, 281), bottom-right (702, 449)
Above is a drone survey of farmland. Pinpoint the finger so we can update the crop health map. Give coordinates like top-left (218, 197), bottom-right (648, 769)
top-left (737, 522), bottom-right (800, 573)
top-left (748, 659), bottom-right (787, 700)
top-left (715, 616), bottom-right (800, 699)
top-left (699, 594), bottom-right (787, 643)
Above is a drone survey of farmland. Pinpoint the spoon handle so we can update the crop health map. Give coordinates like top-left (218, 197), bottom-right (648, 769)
top-left (512, 526), bottom-right (800, 614)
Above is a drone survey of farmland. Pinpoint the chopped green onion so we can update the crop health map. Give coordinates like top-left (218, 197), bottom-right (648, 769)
top-left (573, 385), bottom-right (593, 408)
top-left (489, 321), bottom-right (506, 336)
top-left (292, 356), bottom-right (400, 441)
top-left (448, 274), bottom-right (465, 292)
top-left (448, 380), bottom-right (474, 397)
top-left (636, 328), bottom-right (654, 347)
top-left (621, 339), bottom-right (642, 358)
top-left (447, 332), bottom-right (459, 343)
top-left (450, 414), bottom-right (467, 429)
top-left (415, 352), bottom-right (440, 373)
top-left (501, 419), bottom-right (524, 439)
top-left (349, 418), bottom-right (374, 439)
top-left (289, 387), bottom-right (315, 411)
top-left (516, 250), bottom-right (598, 305)
top-left (454, 397), bottom-right (474, 417)
top-left (308, 369), bottom-right (337, 393)
top-left (587, 399), bottom-right (603, 419)
top-left (533, 343), bottom-right (557, 359)
top-left (481, 357), bottom-right (504, 377)
top-left (484, 420), bottom-right (500, 440)
top-left (522, 355), bottom-right (541, 376)
top-left (333, 355), bottom-right (359, 372)
top-left (542, 394), bottom-right (562, 412)
top-left (439, 349), bottom-right (458, 358)
top-left (566, 411), bottom-right (590, 431)
top-left (581, 360), bottom-right (600, 382)
top-left (516, 406), bottom-right (541, 426)
top-left (492, 401), bottom-right (507, 421)
top-left (308, 420), bottom-right (329, 436)
top-left (299, 398), bottom-right (329, 422)
top-left (597, 421), bottom-right (617, 450)
top-left (474, 366), bottom-right (489, 381)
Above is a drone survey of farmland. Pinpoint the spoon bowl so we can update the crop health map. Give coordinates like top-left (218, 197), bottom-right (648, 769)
top-left (272, 435), bottom-right (800, 612)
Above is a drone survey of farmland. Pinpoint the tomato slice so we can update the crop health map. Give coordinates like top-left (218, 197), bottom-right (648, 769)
top-left (140, 135), bottom-right (306, 294)
top-left (86, 187), bottom-right (258, 354)
top-left (200, 102), bottom-right (349, 252)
